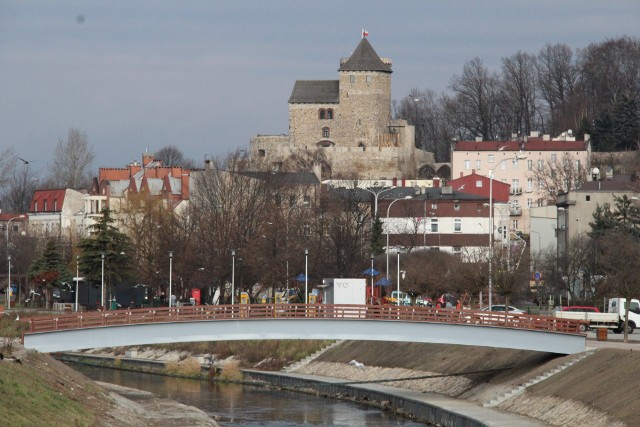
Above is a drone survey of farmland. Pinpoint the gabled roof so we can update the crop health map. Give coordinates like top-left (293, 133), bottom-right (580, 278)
top-left (29, 189), bottom-right (67, 212)
top-left (288, 80), bottom-right (340, 104)
top-left (338, 37), bottom-right (392, 73)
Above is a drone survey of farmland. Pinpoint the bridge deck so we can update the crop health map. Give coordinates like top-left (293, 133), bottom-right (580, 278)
top-left (25, 304), bottom-right (581, 334)
top-left (22, 305), bottom-right (586, 354)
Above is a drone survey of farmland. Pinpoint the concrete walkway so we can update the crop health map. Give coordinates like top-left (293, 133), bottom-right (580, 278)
top-left (244, 369), bottom-right (550, 427)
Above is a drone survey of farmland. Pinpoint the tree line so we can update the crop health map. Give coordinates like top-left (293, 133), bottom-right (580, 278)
top-left (396, 36), bottom-right (640, 163)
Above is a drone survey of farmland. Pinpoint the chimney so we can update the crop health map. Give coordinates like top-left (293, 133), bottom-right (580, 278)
top-left (181, 173), bottom-right (190, 200)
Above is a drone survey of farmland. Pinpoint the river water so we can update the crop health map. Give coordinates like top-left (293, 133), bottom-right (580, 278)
top-left (71, 364), bottom-right (427, 426)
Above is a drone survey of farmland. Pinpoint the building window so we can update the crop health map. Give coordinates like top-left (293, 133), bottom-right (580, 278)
top-left (551, 153), bottom-right (557, 163)
top-left (454, 218), bottom-right (461, 232)
top-left (476, 159), bottom-right (481, 170)
top-left (34, 201), bottom-right (38, 211)
top-left (327, 109), bottom-right (333, 119)
top-left (366, 75), bottom-right (372, 84)
top-left (527, 160), bottom-right (533, 171)
top-left (527, 198), bottom-right (533, 208)
top-left (511, 179), bottom-right (520, 194)
top-left (575, 159), bottom-right (580, 169)
top-left (586, 195), bottom-right (591, 202)
top-left (454, 204), bottom-right (460, 211)
top-left (319, 109), bottom-right (325, 119)
top-left (527, 178), bottom-right (533, 192)
top-left (54, 200), bottom-right (58, 210)
top-left (430, 218), bottom-right (438, 233)
top-left (512, 219), bottom-right (519, 230)
top-left (44, 200), bottom-right (47, 211)
top-left (501, 161), bottom-right (507, 170)
top-left (350, 75), bottom-right (355, 83)
top-left (488, 154), bottom-right (494, 163)
top-left (322, 127), bottom-right (330, 138)
top-left (464, 160), bottom-right (470, 170)
top-left (258, 149), bottom-right (266, 157)
top-left (431, 203), bottom-right (437, 210)
top-left (538, 159), bottom-right (544, 169)
top-left (476, 180), bottom-right (483, 187)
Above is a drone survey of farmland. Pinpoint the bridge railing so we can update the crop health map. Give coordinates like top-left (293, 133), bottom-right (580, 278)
top-left (25, 304), bottom-right (583, 335)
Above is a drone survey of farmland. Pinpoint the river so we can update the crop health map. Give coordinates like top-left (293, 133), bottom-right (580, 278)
top-left (70, 364), bottom-right (428, 426)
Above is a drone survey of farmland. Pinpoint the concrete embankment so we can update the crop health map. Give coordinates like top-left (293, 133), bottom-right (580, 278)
top-left (57, 350), bottom-right (548, 426)
top-left (244, 369), bottom-right (547, 427)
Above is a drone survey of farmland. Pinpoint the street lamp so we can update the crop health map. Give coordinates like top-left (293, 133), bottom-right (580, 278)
top-left (386, 196), bottom-right (412, 279)
top-left (396, 252), bottom-right (401, 306)
top-left (168, 251), bottom-right (173, 308)
top-left (488, 154), bottom-right (526, 309)
top-left (231, 250), bottom-right (235, 305)
top-left (100, 253), bottom-right (105, 309)
top-left (370, 253), bottom-right (374, 304)
top-left (75, 255), bottom-right (80, 312)
top-left (304, 249), bottom-right (308, 304)
top-left (5, 214), bottom-right (26, 255)
top-left (363, 186), bottom-right (396, 218)
top-left (7, 254), bottom-right (11, 310)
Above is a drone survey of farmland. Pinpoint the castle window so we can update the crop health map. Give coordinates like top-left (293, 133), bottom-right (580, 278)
top-left (258, 149), bottom-right (265, 157)
top-left (350, 75), bottom-right (355, 84)
top-left (327, 109), bottom-right (333, 119)
top-left (366, 75), bottom-right (372, 84)
top-left (322, 127), bottom-right (330, 138)
top-left (319, 109), bottom-right (325, 119)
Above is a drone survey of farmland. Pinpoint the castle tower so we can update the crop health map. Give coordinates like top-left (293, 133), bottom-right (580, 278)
top-left (337, 37), bottom-right (392, 149)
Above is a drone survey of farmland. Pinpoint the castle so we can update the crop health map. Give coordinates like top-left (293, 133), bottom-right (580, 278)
top-left (250, 36), bottom-right (434, 180)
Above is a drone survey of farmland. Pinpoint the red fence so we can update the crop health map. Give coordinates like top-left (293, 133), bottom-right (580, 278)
top-left (25, 304), bottom-right (583, 336)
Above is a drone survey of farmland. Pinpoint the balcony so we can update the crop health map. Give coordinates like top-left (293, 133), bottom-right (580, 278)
top-left (509, 188), bottom-right (523, 195)
top-left (509, 206), bottom-right (523, 216)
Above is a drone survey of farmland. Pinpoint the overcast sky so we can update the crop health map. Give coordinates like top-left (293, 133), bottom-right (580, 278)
top-left (2, 1), bottom-right (639, 171)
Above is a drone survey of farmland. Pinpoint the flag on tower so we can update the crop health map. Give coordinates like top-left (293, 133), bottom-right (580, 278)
top-left (362, 29), bottom-right (368, 38)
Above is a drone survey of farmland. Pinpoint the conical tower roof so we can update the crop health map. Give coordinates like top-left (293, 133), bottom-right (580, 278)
top-left (339, 37), bottom-right (392, 73)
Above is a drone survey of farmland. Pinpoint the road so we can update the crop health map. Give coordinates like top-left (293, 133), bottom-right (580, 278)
top-left (585, 329), bottom-right (640, 350)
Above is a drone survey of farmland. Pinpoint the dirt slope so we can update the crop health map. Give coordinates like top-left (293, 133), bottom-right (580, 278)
top-left (302, 341), bottom-right (639, 427)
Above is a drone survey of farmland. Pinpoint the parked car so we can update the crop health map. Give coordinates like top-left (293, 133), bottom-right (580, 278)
top-left (481, 305), bottom-right (525, 314)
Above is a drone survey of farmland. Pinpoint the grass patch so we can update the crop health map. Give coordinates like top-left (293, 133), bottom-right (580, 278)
top-left (0, 352), bottom-right (107, 426)
top-left (164, 357), bottom-right (202, 378)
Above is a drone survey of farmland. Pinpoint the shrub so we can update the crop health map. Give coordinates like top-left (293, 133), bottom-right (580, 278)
top-left (164, 357), bottom-right (202, 377)
top-left (218, 361), bottom-right (243, 381)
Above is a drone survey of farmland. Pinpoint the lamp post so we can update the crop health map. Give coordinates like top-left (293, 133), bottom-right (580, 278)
top-left (168, 251), bottom-right (173, 307)
top-left (386, 196), bottom-right (412, 279)
top-left (5, 214), bottom-right (26, 255)
top-left (100, 253), bottom-right (105, 309)
top-left (396, 252), bottom-right (400, 306)
top-left (75, 255), bottom-right (79, 312)
top-left (7, 254), bottom-right (11, 310)
top-left (370, 253), bottom-right (374, 304)
top-left (304, 249), bottom-right (308, 304)
top-left (363, 186), bottom-right (396, 218)
top-left (231, 250), bottom-right (235, 305)
top-left (488, 154), bottom-right (526, 309)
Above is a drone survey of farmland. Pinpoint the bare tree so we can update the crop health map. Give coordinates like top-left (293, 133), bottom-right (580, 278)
top-left (528, 152), bottom-right (588, 205)
top-left (49, 128), bottom-right (95, 189)
top-left (536, 43), bottom-right (578, 134)
top-left (155, 145), bottom-right (196, 168)
top-left (447, 57), bottom-right (503, 141)
top-left (600, 230), bottom-right (640, 342)
top-left (500, 51), bottom-right (540, 136)
top-left (3, 164), bottom-right (39, 213)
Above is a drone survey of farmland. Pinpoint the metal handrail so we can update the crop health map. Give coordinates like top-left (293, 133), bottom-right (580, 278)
top-left (24, 304), bottom-right (583, 335)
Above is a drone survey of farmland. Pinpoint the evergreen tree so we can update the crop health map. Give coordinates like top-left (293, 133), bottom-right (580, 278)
top-left (611, 95), bottom-right (640, 151)
top-left (29, 239), bottom-right (73, 307)
top-left (78, 207), bottom-right (132, 286)
top-left (370, 214), bottom-right (385, 255)
top-left (592, 110), bottom-right (616, 152)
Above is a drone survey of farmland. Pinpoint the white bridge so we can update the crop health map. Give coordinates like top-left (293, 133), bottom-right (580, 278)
top-left (22, 304), bottom-right (586, 354)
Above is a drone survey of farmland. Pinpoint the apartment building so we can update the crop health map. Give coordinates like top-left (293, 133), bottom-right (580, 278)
top-left (451, 131), bottom-right (591, 233)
